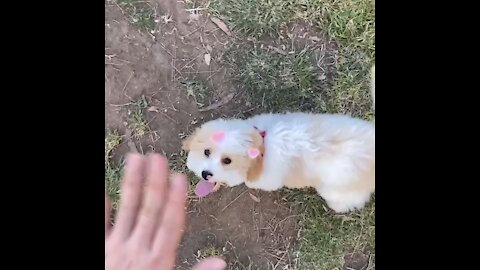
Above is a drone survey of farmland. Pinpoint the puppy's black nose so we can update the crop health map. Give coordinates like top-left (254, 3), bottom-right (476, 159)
top-left (201, 170), bottom-right (213, 180)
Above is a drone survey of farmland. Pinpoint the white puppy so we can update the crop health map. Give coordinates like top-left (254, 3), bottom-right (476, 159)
top-left (183, 67), bottom-right (375, 212)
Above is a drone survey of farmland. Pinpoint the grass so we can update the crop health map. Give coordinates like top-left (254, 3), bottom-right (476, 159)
top-left (181, 79), bottom-right (212, 108)
top-left (105, 130), bottom-right (123, 209)
top-left (117, 0), bottom-right (157, 33)
top-left (286, 189), bottom-right (375, 269)
top-left (323, 47), bottom-right (374, 119)
top-left (228, 46), bottom-right (318, 112)
top-left (127, 95), bottom-right (150, 138)
top-left (298, 0), bottom-right (375, 54)
top-left (210, 0), bottom-right (296, 38)
top-left (183, 0), bottom-right (203, 10)
top-left (195, 246), bottom-right (225, 261)
top-left (300, 204), bottom-right (375, 269)
top-left (298, 0), bottom-right (375, 118)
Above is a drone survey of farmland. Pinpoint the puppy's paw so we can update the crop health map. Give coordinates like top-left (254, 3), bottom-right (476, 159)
top-left (212, 182), bottom-right (221, 192)
top-left (326, 200), bottom-right (360, 213)
top-left (320, 191), bottom-right (372, 213)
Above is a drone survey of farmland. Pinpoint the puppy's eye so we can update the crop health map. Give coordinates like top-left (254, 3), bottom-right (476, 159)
top-left (222, 158), bottom-right (232, 165)
top-left (204, 149), bottom-right (211, 157)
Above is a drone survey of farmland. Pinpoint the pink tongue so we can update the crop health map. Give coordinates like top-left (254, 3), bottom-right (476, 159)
top-left (195, 179), bottom-right (215, 197)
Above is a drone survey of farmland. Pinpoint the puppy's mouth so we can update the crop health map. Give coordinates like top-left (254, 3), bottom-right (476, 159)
top-left (206, 176), bottom-right (222, 190)
top-left (206, 175), bottom-right (216, 183)
top-left (194, 175), bottom-right (222, 197)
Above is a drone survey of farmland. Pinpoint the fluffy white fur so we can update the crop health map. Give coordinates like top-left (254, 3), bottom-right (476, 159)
top-left (183, 66), bottom-right (375, 212)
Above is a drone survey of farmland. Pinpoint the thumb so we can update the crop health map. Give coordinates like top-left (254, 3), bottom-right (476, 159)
top-left (192, 257), bottom-right (227, 270)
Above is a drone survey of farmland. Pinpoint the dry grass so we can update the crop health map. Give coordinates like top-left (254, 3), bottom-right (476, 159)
top-left (105, 129), bottom-right (123, 209)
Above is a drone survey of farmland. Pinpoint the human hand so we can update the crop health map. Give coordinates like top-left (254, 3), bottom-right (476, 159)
top-left (105, 153), bottom-right (226, 270)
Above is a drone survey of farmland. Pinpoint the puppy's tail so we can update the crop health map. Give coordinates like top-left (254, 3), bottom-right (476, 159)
top-left (370, 65), bottom-right (375, 110)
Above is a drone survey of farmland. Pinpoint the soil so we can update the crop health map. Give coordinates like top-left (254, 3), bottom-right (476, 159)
top-left (179, 187), bottom-right (301, 269)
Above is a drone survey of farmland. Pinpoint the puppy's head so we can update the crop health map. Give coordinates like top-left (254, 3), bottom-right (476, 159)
top-left (182, 119), bottom-right (264, 187)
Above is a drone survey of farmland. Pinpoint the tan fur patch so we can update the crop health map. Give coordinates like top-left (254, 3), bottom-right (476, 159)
top-left (222, 153), bottom-right (251, 173)
top-left (246, 152), bottom-right (263, 181)
top-left (245, 131), bottom-right (264, 182)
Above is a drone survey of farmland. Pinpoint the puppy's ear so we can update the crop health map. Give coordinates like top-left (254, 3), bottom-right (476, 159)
top-left (246, 149), bottom-right (264, 182)
top-left (181, 128), bottom-right (200, 151)
top-left (246, 130), bottom-right (265, 182)
top-left (181, 136), bottom-right (193, 151)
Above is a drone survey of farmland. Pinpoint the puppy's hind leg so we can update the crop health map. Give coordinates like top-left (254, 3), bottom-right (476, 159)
top-left (317, 188), bottom-right (372, 213)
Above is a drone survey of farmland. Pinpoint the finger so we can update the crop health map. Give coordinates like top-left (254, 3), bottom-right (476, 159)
top-left (105, 193), bottom-right (112, 238)
top-left (151, 173), bottom-right (187, 267)
top-left (131, 154), bottom-right (169, 247)
top-left (112, 153), bottom-right (146, 240)
top-left (192, 257), bottom-right (227, 270)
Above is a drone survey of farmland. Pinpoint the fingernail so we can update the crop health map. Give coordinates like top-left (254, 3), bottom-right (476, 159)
top-left (147, 153), bottom-right (169, 168)
top-left (209, 257), bottom-right (227, 269)
top-left (126, 153), bottom-right (143, 163)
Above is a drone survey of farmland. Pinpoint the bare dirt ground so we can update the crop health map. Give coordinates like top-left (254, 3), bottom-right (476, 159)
top-left (105, 1), bottom-right (303, 269)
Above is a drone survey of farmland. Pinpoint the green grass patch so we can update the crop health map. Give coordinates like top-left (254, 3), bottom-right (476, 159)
top-left (105, 130), bottom-right (123, 209)
top-left (181, 79), bottom-right (212, 108)
top-left (127, 95), bottom-right (150, 138)
top-left (324, 47), bottom-right (374, 119)
top-left (117, 0), bottom-right (156, 33)
top-left (228, 46), bottom-right (319, 112)
top-left (210, 0), bottom-right (296, 38)
top-left (286, 189), bottom-right (375, 269)
top-left (195, 246), bottom-right (225, 260)
top-left (296, 0), bottom-right (375, 119)
top-left (298, 0), bottom-right (375, 55)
